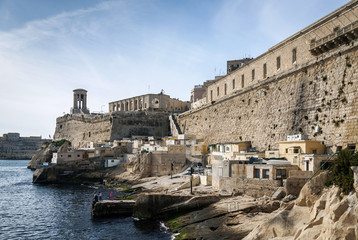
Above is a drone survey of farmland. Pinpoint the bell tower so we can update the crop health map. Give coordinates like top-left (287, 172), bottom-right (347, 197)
top-left (70, 88), bottom-right (90, 114)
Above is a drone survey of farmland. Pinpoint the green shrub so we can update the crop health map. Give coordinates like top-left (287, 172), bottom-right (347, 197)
top-left (53, 139), bottom-right (71, 147)
top-left (325, 149), bottom-right (358, 194)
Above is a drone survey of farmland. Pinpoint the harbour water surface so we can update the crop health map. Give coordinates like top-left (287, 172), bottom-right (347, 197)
top-left (0, 160), bottom-right (172, 239)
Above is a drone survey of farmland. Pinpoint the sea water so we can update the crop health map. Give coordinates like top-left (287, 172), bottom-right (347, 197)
top-left (0, 160), bottom-right (172, 240)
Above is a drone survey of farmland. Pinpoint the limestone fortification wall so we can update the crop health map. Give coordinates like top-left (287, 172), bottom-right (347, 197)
top-left (178, 44), bottom-right (358, 153)
top-left (54, 111), bottom-right (170, 148)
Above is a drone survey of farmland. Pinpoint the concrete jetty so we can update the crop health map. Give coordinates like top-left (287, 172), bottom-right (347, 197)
top-left (92, 200), bottom-right (135, 218)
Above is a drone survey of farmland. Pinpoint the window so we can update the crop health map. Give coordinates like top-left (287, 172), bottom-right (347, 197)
top-left (252, 69), bottom-right (255, 81)
top-left (285, 148), bottom-right (288, 153)
top-left (312, 149), bottom-right (317, 154)
top-left (254, 169), bottom-right (260, 178)
top-left (68, 155), bottom-right (71, 158)
top-left (277, 56), bottom-right (281, 70)
top-left (293, 148), bottom-right (299, 153)
top-left (292, 48), bottom-right (297, 64)
top-left (232, 79), bottom-right (235, 89)
top-left (224, 83), bottom-right (227, 95)
top-left (219, 167), bottom-right (223, 177)
top-left (263, 63), bottom-right (267, 78)
top-left (241, 75), bottom-right (245, 88)
top-left (217, 87), bottom-right (220, 96)
top-left (210, 90), bottom-right (213, 101)
top-left (276, 169), bottom-right (287, 179)
top-left (263, 169), bottom-right (269, 179)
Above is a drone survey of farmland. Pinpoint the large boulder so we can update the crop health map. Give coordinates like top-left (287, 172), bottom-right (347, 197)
top-left (244, 171), bottom-right (358, 240)
top-left (295, 171), bottom-right (328, 207)
top-left (32, 166), bottom-right (58, 183)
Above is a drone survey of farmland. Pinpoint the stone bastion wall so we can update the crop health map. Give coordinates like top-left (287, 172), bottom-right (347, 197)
top-left (177, 45), bottom-right (358, 153)
top-left (54, 111), bottom-right (170, 148)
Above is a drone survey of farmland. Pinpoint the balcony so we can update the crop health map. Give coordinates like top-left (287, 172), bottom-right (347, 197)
top-left (310, 20), bottom-right (358, 56)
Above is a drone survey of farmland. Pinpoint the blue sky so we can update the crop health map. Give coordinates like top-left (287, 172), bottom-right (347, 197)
top-left (0, 0), bottom-right (350, 138)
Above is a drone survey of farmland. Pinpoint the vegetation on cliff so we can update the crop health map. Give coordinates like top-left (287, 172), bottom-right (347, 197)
top-left (53, 139), bottom-right (71, 147)
top-left (326, 149), bottom-right (358, 194)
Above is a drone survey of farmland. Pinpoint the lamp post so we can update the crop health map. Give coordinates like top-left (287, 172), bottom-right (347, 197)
top-left (190, 167), bottom-right (194, 195)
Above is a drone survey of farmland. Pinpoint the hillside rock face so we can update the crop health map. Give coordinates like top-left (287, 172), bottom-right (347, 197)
top-left (27, 142), bottom-right (66, 170)
top-left (244, 172), bottom-right (358, 239)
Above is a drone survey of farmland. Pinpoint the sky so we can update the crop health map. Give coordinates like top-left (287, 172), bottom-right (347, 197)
top-left (0, 0), bottom-right (351, 138)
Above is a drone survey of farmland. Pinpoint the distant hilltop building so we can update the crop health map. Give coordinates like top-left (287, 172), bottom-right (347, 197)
top-left (108, 92), bottom-right (190, 113)
top-left (0, 133), bottom-right (50, 160)
top-left (70, 88), bottom-right (90, 114)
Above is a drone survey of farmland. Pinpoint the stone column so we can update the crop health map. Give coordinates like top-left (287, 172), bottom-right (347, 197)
top-left (83, 94), bottom-right (87, 110)
top-left (73, 92), bottom-right (78, 110)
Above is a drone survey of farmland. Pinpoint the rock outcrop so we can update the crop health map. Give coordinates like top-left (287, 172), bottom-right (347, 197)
top-left (244, 172), bottom-right (358, 239)
top-left (133, 193), bottom-right (220, 219)
top-left (92, 200), bottom-right (135, 218)
top-left (28, 141), bottom-right (70, 170)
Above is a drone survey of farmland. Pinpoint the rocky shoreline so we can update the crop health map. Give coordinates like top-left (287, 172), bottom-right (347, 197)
top-left (28, 144), bottom-right (358, 240)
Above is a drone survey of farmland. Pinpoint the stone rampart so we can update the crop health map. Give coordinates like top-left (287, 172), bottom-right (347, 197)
top-left (54, 111), bottom-right (170, 148)
top-left (178, 45), bottom-right (358, 153)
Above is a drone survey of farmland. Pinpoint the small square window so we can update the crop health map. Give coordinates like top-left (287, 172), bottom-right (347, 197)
top-left (277, 56), bottom-right (281, 70)
top-left (263, 63), bottom-right (267, 78)
top-left (263, 169), bottom-right (269, 179)
top-left (254, 169), bottom-right (260, 178)
top-left (292, 48), bottom-right (297, 64)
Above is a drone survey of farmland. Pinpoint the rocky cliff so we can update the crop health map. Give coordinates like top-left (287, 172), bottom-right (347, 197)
top-left (27, 140), bottom-right (70, 170)
top-left (244, 172), bottom-right (358, 239)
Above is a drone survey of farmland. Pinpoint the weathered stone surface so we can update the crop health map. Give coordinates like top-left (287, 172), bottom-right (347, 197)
top-left (54, 111), bottom-right (170, 148)
top-left (295, 171), bottom-right (328, 207)
top-left (243, 173), bottom-right (358, 240)
top-left (177, 46), bottom-right (358, 153)
top-left (92, 200), bottom-right (135, 218)
top-left (133, 193), bottom-right (220, 219)
top-left (33, 166), bottom-right (58, 183)
top-left (28, 142), bottom-right (59, 170)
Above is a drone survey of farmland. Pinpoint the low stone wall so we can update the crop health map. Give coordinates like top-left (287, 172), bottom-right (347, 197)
top-left (285, 177), bottom-right (309, 196)
top-left (289, 170), bottom-right (313, 178)
top-left (218, 177), bottom-right (282, 198)
top-left (150, 152), bottom-right (186, 176)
